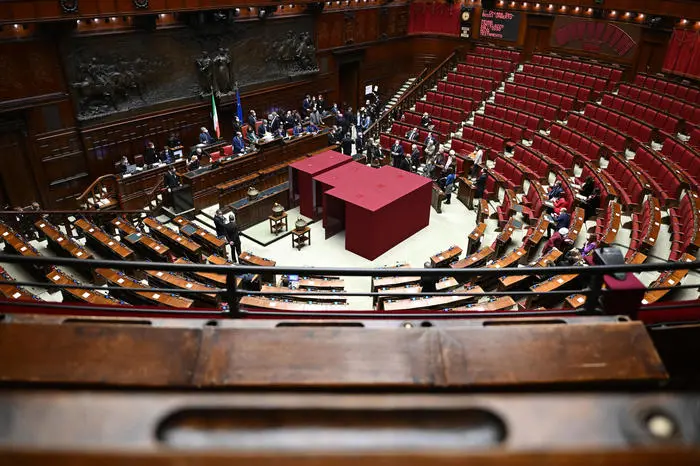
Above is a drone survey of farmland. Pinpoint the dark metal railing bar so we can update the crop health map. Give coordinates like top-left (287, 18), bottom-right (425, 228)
top-left (1, 254), bottom-right (698, 277)
top-left (0, 209), bottom-right (149, 216)
top-left (236, 309), bottom-right (588, 319)
top-left (600, 284), bottom-right (700, 293)
top-left (0, 279), bottom-right (225, 295)
top-left (0, 299), bottom-right (227, 316)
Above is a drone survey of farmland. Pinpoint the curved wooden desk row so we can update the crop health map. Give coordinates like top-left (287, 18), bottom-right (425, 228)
top-left (143, 217), bottom-right (201, 260)
top-left (0, 222), bottom-right (40, 257)
top-left (498, 248), bottom-right (564, 290)
top-left (430, 246), bottom-right (463, 268)
top-left (383, 285), bottom-right (485, 311)
top-left (49, 268), bottom-right (126, 306)
top-left (0, 265), bottom-right (40, 302)
top-left (173, 216), bottom-right (226, 255)
top-left (74, 218), bottom-right (134, 261)
top-left (94, 268), bottom-right (194, 309)
top-left (111, 217), bottom-right (170, 260)
top-left (34, 220), bottom-right (92, 260)
top-left (642, 253), bottom-right (696, 305)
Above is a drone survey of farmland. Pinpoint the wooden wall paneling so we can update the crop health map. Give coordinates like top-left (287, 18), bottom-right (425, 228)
top-left (634, 27), bottom-right (673, 75)
top-left (522, 14), bottom-right (554, 59)
top-left (317, 12), bottom-right (346, 50)
top-left (0, 40), bottom-right (66, 104)
top-left (0, 117), bottom-right (40, 208)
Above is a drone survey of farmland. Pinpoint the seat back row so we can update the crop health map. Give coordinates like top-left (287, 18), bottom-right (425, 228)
top-left (504, 82), bottom-right (575, 114)
top-left (493, 92), bottom-right (559, 123)
top-left (521, 63), bottom-right (608, 92)
top-left (531, 134), bottom-right (576, 174)
top-left (690, 127), bottom-right (700, 150)
top-left (474, 114), bottom-right (527, 143)
top-left (523, 180), bottom-right (546, 221)
top-left (604, 154), bottom-right (647, 210)
top-left (583, 103), bottom-right (656, 148)
top-left (566, 114), bottom-right (629, 154)
top-left (531, 53), bottom-right (623, 82)
top-left (402, 111), bottom-right (453, 136)
top-left (483, 103), bottom-right (542, 139)
top-left (661, 138), bottom-right (700, 187)
top-left (425, 91), bottom-right (476, 114)
top-left (595, 200), bottom-right (622, 245)
top-left (474, 45), bottom-right (522, 63)
top-left (511, 144), bottom-right (550, 183)
top-left (494, 155), bottom-right (531, 192)
top-left (446, 72), bottom-right (496, 93)
top-left (461, 125), bottom-right (507, 155)
top-left (578, 162), bottom-right (615, 207)
top-left (389, 121), bottom-right (444, 144)
top-left (548, 123), bottom-right (607, 162)
top-left (414, 101), bottom-right (463, 128)
top-left (601, 94), bottom-right (681, 137)
top-left (456, 63), bottom-right (505, 82)
top-left (437, 81), bottom-right (487, 103)
top-left (465, 54), bottom-right (517, 72)
top-left (634, 73), bottom-right (700, 106)
top-left (628, 197), bottom-right (661, 256)
top-left (513, 73), bottom-right (593, 102)
top-left (668, 193), bottom-right (700, 260)
top-left (631, 145), bottom-right (686, 205)
top-left (617, 83), bottom-right (700, 127)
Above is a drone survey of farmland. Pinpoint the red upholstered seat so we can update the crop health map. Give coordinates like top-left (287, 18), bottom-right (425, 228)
top-left (223, 145), bottom-right (233, 156)
top-left (209, 151), bottom-right (222, 162)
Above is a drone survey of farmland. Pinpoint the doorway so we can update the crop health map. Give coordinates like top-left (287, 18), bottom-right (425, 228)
top-left (339, 61), bottom-right (360, 112)
top-left (0, 118), bottom-right (39, 209)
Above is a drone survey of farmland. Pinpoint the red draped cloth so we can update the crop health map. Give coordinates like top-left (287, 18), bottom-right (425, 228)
top-left (408, 2), bottom-right (461, 36)
top-left (663, 29), bottom-right (700, 79)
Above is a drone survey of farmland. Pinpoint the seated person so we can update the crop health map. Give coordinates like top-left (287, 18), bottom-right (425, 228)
top-left (542, 227), bottom-right (571, 254)
top-left (581, 234), bottom-right (598, 265)
top-left (553, 195), bottom-right (568, 215)
top-left (562, 249), bottom-right (586, 266)
top-left (166, 132), bottom-right (182, 148)
top-left (305, 121), bottom-right (319, 134)
top-left (245, 125), bottom-right (259, 144)
top-left (420, 112), bottom-right (432, 128)
top-left (269, 112), bottom-right (282, 137)
top-left (187, 154), bottom-right (200, 171)
top-left (199, 127), bottom-right (215, 145)
top-left (547, 206), bottom-right (570, 237)
top-left (159, 146), bottom-right (174, 164)
top-left (579, 176), bottom-right (595, 197)
top-left (547, 180), bottom-right (564, 200)
top-left (118, 155), bottom-right (131, 174)
top-left (292, 122), bottom-right (305, 137)
top-left (232, 132), bottom-right (245, 154)
top-left (420, 261), bottom-right (438, 293)
top-left (164, 165), bottom-right (181, 189)
top-left (582, 187), bottom-right (601, 220)
top-left (144, 140), bottom-right (157, 166)
top-left (405, 126), bottom-right (419, 141)
top-left (257, 120), bottom-right (270, 139)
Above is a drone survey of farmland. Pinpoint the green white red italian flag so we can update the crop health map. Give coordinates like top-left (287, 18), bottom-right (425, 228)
top-left (211, 93), bottom-right (220, 139)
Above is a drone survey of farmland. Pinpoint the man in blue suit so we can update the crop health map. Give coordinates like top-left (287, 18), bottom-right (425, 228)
top-left (199, 127), bottom-right (215, 144)
top-left (232, 132), bottom-right (245, 154)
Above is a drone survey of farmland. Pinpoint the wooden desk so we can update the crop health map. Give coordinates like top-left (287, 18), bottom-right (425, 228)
top-left (173, 216), bottom-right (226, 256)
top-left (260, 285), bottom-right (347, 304)
top-left (371, 275), bottom-right (421, 291)
top-left (430, 245), bottom-right (463, 268)
top-left (375, 284), bottom-right (423, 309)
top-left (382, 285), bottom-right (484, 311)
top-left (74, 218), bottom-right (134, 261)
top-left (494, 217), bottom-right (518, 257)
top-left (600, 201), bottom-right (622, 246)
top-left (527, 273), bottom-right (580, 308)
top-left (291, 226), bottom-right (311, 250)
top-left (175, 255), bottom-right (226, 288)
top-left (111, 217), bottom-right (170, 261)
top-left (182, 131), bottom-right (328, 209)
top-left (48, 268), bottom-right (126, 306)
top-left (143, 269), bottom-right (219, 305)
top-left (143, 217), bottom-right (202, 261)
top-left (94, 268), bottom-right (193, 309)
top-left (467, 222), bottom-right (487, 255)
top-left (450, 246), bottom-right (496, 270)
top-left (239, 251), bottom-right (276, 284)
top-left (451, 296), bottom-right (517, 312)
top-left (239, 295), bottom-right (348, 312)
top-left (34, 220), bottom-right (92, 261)
top-left (457, 177), bottom-right (475, 209)
top-left (478, 198), bottom-right (490, 224)
top-left (435, 277), bottom-right (460, 291)
top-left (298, 277), bottom-right (345, 290)
top-left (498, 248), bottom-right (564, 290)
top-left (524, 215), bottom-right (550, 254)
top-left (0, 266), bottom-right (40, 302)
top-left (490, 247), bottom-right (528, 269)
top-left (0, 222), bottom-right (40, 258)
top-left (643, 199), bottom-right (662, 249)
top-left (269, 213), bottom-right (288, 234)
top-left (431, 182), bottom-right (446, 213)
top-left (566, 207), bottom-right (586, 243)
top-left (117, 160), bottom-right (186, 210)
top-left (642, 253), bottom-right (695, 305)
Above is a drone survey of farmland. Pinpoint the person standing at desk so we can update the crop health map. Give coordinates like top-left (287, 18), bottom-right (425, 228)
top-left (199, 127), bottom-right (215, 145)
top-left (474, 169), bottom-right (488, 202)
top-left (232, 132), bottom-right (245, 155)
top-left (341, 132), bottom-right (353, 156)
top-left (144, 141), bottom-right (157, 166)
top-left (231, 116), bottom-right (242, 136)
top-left (224, 214), bottom-right (242, 263)
top-left (399, 153), bottom-right (412, 172)
top-left (164, 165), bottom-right (181, 189)
top-left (247, 110), bottom-right (258, 130)
top-left (269, 112), bottom-right (282, 137)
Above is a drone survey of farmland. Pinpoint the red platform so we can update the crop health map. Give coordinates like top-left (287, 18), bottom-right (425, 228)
top-left (288, 150), bottom-right (352, 219)
top-left (314, 162), bottom-right (432, 260)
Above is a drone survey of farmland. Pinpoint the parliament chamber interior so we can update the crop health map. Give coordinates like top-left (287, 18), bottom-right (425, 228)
top-left (1, 0), bottom-right (700, 462)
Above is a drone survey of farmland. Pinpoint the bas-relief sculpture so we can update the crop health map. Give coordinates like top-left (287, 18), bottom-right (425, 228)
top-left (64, 18), bottom-right (318, 120)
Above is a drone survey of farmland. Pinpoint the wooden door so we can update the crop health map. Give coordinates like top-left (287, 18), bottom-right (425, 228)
top-left (0, 118), bottom-right (39, 208)
top-left (339, 61), bottom-right (360, 111)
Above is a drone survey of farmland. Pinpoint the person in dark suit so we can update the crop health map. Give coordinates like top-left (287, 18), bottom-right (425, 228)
top-left (213, 209), bottom-right (226, 238)
top-left (420, 112), bottom-right (432, 128)
top-left (410, 144), bottom-right (421, 170)
top-left (390, 139), bottom-right (404, 168)
top-left (474, 169), bottom-right (488, 200)
top-left (548, 207), bottom-right (570, 237)
top-left (232, 132), bottom-right (245, 154)
top-left (367, 138), bottom-right (382, 166)
top-left (582, 187), bottom-right (601, 220)
top-left (579, 176), bottom-right (595, 197)
top-left (302, 94), bottom-right (312, 116)
top-left (118, 156), bottom-right (130, 174)
top-left (247, 110), bottom-right (257, 129)
top-left (547, 180), bottom-right (564, 200)
top-left (257, 120), bottom-right (269, 138)
top-left (199, 127), bottom-right (215, 145)
top-left (224, 214), bottom-right (242, 263)
top-left (420, 261), bottom-right (437, 293)
top-left (231, 116), bottom-right (242, 136)
top-left (269, 112), bottom-right (281, 136)
top-left (345, 107), bottom-right (355, 128)
top-left (424, 132), bottom-right (436, 147)
top-left (144, 141), bottom-right (157, 166)
top-left (341, 132), bottom-right (353, 156)
top-left (166, 133), bottom-right (181, 148)
top-left (187, 155), bottom-right (200, 171)
top-left (399, 153), bottom-right (412, 172)
top-left (164, 166), bottom-right (180, 189)
top-left (405, 127), bottom-right (419, 141)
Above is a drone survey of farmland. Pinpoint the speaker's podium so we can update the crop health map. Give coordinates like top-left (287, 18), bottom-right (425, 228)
top-left (169, 185), bottom-right (194, 214)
